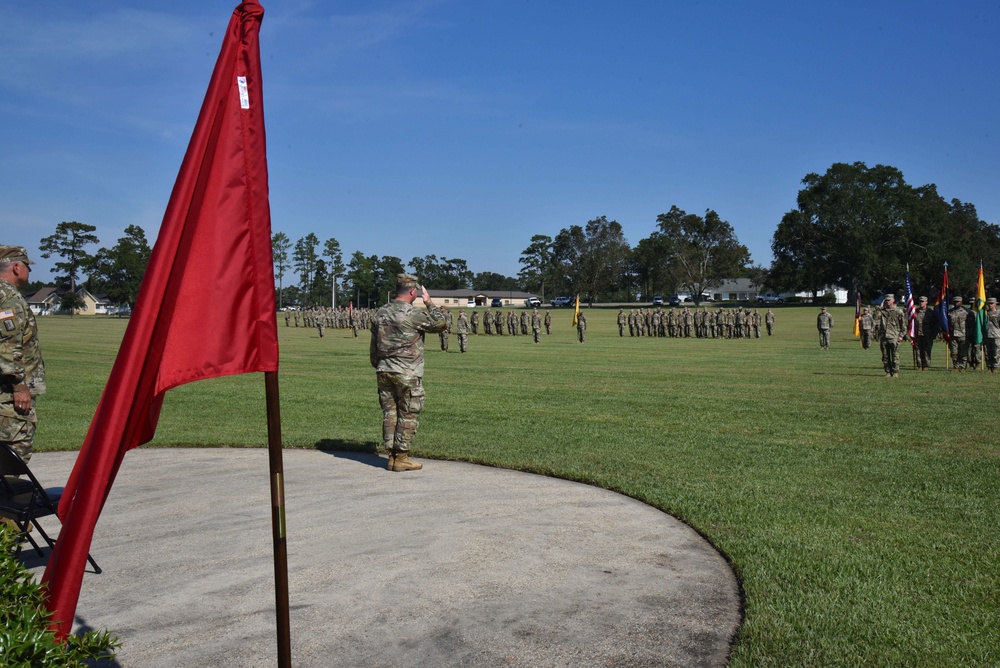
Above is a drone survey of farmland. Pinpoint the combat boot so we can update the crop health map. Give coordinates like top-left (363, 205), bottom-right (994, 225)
top-left (389, 452), bottom-right (423, 472)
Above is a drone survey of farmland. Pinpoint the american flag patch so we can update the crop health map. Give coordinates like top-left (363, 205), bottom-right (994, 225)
top-left (0, 309), bottom-right (14, 320)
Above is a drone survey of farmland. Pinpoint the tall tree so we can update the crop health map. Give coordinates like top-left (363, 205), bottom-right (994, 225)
top-left (344, 251), bottom-right (378, 307)
top-left (375, 255), bottom-right (406, 304)
top-left (518, 234), bottom-right (554, 300)
top-left (577, 216), bottom-right (632, 303)
top-left (292, 233), bottom-right (319, 305)
top-left (323, 237), bottom-right (345, 307)
top-left (271, 232), bottom-right (291, 309)
top-left (473, 272), bottom-right (520, 291)
top-left (87, 225), bottom-right (152, 306)
top-left (550, 225), bottom-right (585, 296)
top-left (39, 221), bottom-right (99, 291)
top-left (655, 206), bottom-right (750, 303)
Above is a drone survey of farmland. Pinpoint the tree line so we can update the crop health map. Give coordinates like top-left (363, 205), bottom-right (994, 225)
top-left (28, 161), bottom-right (1000, 309)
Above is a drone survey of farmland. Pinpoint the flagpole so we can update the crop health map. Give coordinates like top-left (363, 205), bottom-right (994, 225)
top-left (265, 371), bottom-right (292, 668)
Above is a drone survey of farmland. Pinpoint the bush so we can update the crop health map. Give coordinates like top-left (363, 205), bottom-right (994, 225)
top-left (815, 291), bottom-right (838, 305)
top-left (0, 525), bottom-right (119, 666)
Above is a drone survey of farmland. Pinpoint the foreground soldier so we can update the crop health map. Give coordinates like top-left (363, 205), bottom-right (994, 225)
top-left (0, 246), bottom-right (45, 464)
top-left (912, 296), bottom-right (937, 369)
top-left (816, 307), bottom-right (833, 349)
top-left (877, 294), bottom-right (907, 377)
top-left (370, 274), bottom-right (447, 472)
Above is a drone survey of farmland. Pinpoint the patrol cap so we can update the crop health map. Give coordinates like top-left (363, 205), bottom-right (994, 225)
top-left (396, 273), bottom-right (419, 289)
top-left (988, 297), bottom-right (998, 305)
top-left (953, 295), bottom-right (963, 303)
top-left (884, 293), bottom-right (895, 301)
top-left (919, 296), bottom-right (928, 302)
top-left (0, 245), bottom-right (35, 265)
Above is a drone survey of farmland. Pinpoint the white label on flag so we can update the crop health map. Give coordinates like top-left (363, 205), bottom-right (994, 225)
top-left (237, 76), bottom-right (250, 109)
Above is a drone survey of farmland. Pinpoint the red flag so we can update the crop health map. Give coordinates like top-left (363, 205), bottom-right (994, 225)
top-left (42, 0), bottom-right (277, 638)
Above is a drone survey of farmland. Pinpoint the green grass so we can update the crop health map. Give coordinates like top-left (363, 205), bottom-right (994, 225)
top-left (33, 307), bottom-right (1000, 666)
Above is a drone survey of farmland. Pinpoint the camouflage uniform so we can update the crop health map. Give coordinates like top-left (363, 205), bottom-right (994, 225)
top-left (470, 310), bottom-right (479, 335)
top-left (456, 310), bottom-right (470, 353)
top-left (985, 299), bottom-right (1000, 372)
top-left (765, 309), bottom-right (775, 336)
top-left (531, 309), bottom-right (542, 343)
top-left (576, 312), bottom-right (587, 343)
top-left (617, 309), bottom-right (626, 337)
top-left (816, 308), bottom-right (833, 349)
top-left (370, 276), bottom-right (447, 464)
top-left (876, 296), bottom-right (907, 376)
top-left (544, 311), bottom-right (552, 335)
top-left (948, 297), bottom-right (971, 370)
top-left (860, 307), bottom-right (874, 350)
top-left (439, 307), bottom-right (453, 351)
top-left (0, 247), bottom-right (45, 463)
top-left (912, 298), bottom-right (937, 369)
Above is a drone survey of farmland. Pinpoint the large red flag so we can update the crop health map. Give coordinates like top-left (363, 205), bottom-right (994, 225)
top-left (42, 0), bottom-right (277, 638)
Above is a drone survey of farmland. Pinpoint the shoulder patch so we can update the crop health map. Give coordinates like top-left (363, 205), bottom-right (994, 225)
top-left (0, 309), bottom-right (14, 320)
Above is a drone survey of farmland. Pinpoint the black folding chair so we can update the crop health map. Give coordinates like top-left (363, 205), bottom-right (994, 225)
top-left (0, 443), bottom-right (101, 573)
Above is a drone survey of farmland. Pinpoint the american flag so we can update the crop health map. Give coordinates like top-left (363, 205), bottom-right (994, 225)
top-left (904, 270), bottom-right (917, 345)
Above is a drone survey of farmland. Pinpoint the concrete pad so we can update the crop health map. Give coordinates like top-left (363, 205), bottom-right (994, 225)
top-left (24, 448), bottom-right (741, 667)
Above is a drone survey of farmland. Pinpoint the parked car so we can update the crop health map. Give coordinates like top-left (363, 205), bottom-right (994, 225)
top-left (550, 296), bottom-right (572, 307)
top-left (466, 300), bottom-right (476, 308)
top-left (524, 297), bottom-right (541, 308)
top-left (757, 293), bottom-right (783, 304)
top-left (652, 296), bottom-right (664, 306)
top-left (490, 297), bottom-right (503, 307)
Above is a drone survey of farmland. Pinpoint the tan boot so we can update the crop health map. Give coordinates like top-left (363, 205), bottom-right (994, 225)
top-left (386, 452), bottom-right (396, 470)
top-left (389, 452), bottom-right (423, 472)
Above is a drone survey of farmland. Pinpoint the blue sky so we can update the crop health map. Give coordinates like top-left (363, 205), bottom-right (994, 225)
top-left (3, 1), bottom-right (998, 283)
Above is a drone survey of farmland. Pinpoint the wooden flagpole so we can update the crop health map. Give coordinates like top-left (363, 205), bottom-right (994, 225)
top-left (265, 371), bottom-right (292, 667)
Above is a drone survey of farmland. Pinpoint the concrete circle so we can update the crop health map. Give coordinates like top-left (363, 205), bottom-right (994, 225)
top-left (26, 448), bottom-right (741, 667)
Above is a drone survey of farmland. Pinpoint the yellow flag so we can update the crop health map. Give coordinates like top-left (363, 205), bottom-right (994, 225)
top-left (572, 294), bottom-right (580, 326)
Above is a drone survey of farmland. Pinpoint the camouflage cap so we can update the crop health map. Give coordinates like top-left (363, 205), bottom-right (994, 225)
top-left (0, 245), bottom-right (35, 265)
top-left (396, 273), bottom-right (419, 289)
top-left (988, 297), bottom-right (997, 305)
top-left (884, 293), bottom-right (895, 301)
top-left (919, 296), bottom-right (928, 302)
top-left (953, 295), bottom-right (963, 303)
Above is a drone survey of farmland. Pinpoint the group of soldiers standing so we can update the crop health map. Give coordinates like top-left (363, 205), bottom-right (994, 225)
top-left (858, 294), bottom-right (1000, 375)
top-left (284, 306), bottom-right (373, 338)
top-left (617, 306), bottom-right (775, 339)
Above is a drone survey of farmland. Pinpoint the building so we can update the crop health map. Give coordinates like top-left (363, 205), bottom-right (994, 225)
top-left (424, 289), bottom-right (541, 308)
top-left (25, 286), bottom-right (115, 316)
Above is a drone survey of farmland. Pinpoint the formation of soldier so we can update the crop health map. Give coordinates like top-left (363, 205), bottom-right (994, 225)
top-left (462, 309), bottom-right (556, 338)
top-left (615, 306), bottom-right (771, 339)
top-left (283, 306), bottom-right (373, 337)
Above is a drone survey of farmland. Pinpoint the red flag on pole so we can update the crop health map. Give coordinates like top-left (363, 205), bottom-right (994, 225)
top-left (42, 0), bottom-right (278, 638)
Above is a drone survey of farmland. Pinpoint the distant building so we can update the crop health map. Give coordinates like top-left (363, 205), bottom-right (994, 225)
top-left (424, 289), bottom-right (540, 308)
top-left (25, 286), bottom-right (115, 315)
top-left (27, 286), bottom-right (61, 316)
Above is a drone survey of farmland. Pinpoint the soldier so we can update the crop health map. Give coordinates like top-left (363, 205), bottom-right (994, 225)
top-left (284, 310), bottom-right (290, 327)
top-left (544, 310), bottom-right (552, 335)
top-left (752, 309), bottom-right (762, 338)
top-left (456, 309), bottom-right (470, 353)
top-left (293, 308), bottom-right (300, 327)
top-left (494, 310), bottom-right (504, 336)
top-left (439, 306), bottom-right (453, 351)
top-left (470, 310), bottom-right (479, 335)
top-left (520, 310), bottom-right (529, 336)
top-left (860, 306), bottom-right (874, 350)
top-left (316, 310), bottom-right (325, 338)
top-left (985, 298), bottom-right (1000, 373)
top-left (370, 275), bottom-right (447, 472)
top-left (0, 246), bottom-right (45, 464)
top-left (877, 294), bottom-right (907, 377)
top-left (816, 307), bottom-right (834, 349)
top-left (482, 309), bottom-right (492, 335)
top-left (948, 296), bottom-right (971, 371)
top-left (531, 308), bottom-right (542, 344)
top-left (576, 311), bottom-right (587, 343)
top-left (617, 309), bottom-right (626, 337)
top-left (765, 308), bottom-right (775, 336)
top-left (628, 309), bottom-right (637, 337)
top-left (912, 296), bottom-right (938, 370)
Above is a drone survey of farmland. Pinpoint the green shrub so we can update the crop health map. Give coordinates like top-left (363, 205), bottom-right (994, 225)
top-left (0, 525), bottom-right (119, 667)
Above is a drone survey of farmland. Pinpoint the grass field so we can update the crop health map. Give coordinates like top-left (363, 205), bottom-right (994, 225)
top-left (33, 305), bottom-right (999, 666)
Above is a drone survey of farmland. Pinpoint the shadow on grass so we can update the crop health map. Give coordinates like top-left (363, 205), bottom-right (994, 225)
top-left (313, 439), bottom-right (385, 469)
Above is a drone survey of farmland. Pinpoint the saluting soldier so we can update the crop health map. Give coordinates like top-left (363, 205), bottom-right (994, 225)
top-left (877, 294), bottom-right (906, 377)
